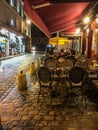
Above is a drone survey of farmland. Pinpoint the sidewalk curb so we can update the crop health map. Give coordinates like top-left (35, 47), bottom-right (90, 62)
top-left (1, 53), bottom-right (27, 60)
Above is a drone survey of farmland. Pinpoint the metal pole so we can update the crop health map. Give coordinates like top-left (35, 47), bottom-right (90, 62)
top-left (56, 31), bottom-right (59, 52)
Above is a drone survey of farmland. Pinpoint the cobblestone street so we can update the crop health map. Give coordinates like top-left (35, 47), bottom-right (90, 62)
top-left (1, 53), bottom-right (98, 130)
top-left (0, 53), bottom-right (39, 101)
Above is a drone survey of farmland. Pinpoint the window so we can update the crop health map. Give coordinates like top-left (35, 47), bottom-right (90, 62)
top-left (9, 19), bottom-right (16, 27)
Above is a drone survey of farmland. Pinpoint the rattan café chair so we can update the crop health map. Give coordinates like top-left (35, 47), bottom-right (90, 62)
top-left (36, 66), bottom-right (55, 105)
top-left (86, 59), bottom-right (98, 80)
top-left (67, 66), bottom-right (87, 105)
top-left (44, 58), bottom-right (58, 81)
top-left (44, 57), bottom-right (58, 72)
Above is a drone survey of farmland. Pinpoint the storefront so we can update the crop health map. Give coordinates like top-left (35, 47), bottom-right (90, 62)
top-left (0, 27), bottom-right (26, 57)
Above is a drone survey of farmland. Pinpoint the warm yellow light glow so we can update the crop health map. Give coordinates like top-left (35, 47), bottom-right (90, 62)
top-left (49, 37), bottom-right (68, 45)
top-left (86, 28), bottom-right (89, 36)
top-left (96, 18), bottom-right (98, 23)
top-left (86, 28), bottom-right (89, 33)
top-left (83, 17), bottom-right (90, 24)
top-left (75, 28), bottom-right (80, 34)
top-left (0, 29), bottom-right (6, 34)
top-left (95, 29), bottom-right (98, 32)
top-left (26, 19), bottom-right (31, 25)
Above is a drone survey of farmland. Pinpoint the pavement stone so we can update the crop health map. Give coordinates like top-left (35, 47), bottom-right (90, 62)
top-left (1, 54), bottom-right (98, 129)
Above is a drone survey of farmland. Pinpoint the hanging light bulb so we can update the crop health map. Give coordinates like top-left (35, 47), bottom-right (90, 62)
top-left (83, 17), bottom-right (90, 24)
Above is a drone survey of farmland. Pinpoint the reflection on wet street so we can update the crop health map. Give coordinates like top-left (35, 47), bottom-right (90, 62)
top-left (1, 53), bottom-right (98, 129)
top-left (0, 53), bottom-right (41, 100)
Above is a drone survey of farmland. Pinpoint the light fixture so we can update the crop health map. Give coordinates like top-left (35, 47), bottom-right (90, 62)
top-left (83, 17), bottom-right (90, 24)
top-left (75, 28), bottom-right (81, 34)
top-left (96, 18), bottom-right (98, 23)
top-left (32, 47), bottom-right (36, 51)
top-left (95, 14), bottom-right (98, 23)
top-left (26, 19), bottom-right (31, 25)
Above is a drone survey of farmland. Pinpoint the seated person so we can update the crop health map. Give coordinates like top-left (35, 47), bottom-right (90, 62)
top-left (57, 48), bottom-right (65, 60)
top-left (44, 51), bottom-right (56, 64)
top-left (64, 48), bottom-right (70, 56)
top-left (66, 49), bottom-right (77, 65)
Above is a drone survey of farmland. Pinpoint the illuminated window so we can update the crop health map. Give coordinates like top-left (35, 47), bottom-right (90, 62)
top-left (10, 19), bottom-right (14, 26)
top-left (10, 0), bottom-right (14, 6)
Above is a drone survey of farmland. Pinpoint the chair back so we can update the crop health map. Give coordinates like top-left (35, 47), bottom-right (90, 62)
top-left (36, 66), bottom-right (51, 83)
top-left (85, 59), bottom-right (98, 79)
top-left (75, 60), bottom-right (86, 69)
top-left (58, 60), bottom-right (67, 70)
top-left (44, 58), bottom-right (58, 72)
top-left (58, 57), bottom-right (65, 63)
top-left (36, 66), bottom-right (53, 105)
top-left (68, 66), bottom-right (86, 84)
top-left (66, 55), bottom-right (77, 66)
top-left (86, 59), bottom-right (97, 72)
top-left (77, 55), bottom-right (87, 64)
top-left (62, 59), bottom-right (74, 71)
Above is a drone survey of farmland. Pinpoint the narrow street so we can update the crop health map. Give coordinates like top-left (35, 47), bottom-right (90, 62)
top-left (0, 52), bottom-right (42, 101)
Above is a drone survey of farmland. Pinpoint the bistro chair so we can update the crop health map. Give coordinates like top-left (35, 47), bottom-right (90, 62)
top-left (36, 66), bottom-right (57, 106)
top-left (77, 54), bottom-right (87, 63)
top-left (44, 58), bottom-right (58, 81)
top-left (67, 66), bottom-right (87, 106)
top-left (85, 59), bottom-right (98, 98)
top-left (36, 66), bottom-right (52, 104)
top-left (75, 59), bottom-right (86, 69)
top-left (58, 56), bottom-right (65, 63)
top-left (62, 59), bottom-right (74, 73)
top-left (86, 59), bottom-right (98, 80)
top-left (66, 56), bottom-right (77, 66)
top-left (44, 58), bottom-right (58, 71)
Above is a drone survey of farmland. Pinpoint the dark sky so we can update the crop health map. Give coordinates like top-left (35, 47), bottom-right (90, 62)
top-left (31, 24), bottom-right (49, 51)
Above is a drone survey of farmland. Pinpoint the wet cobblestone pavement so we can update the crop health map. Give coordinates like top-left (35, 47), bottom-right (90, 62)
top-left (1, 53), bottom-right (98, 130)
top-left (0, 53), bottom-right (38, 101)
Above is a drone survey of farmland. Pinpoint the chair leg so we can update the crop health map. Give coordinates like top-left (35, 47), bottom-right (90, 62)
top-left (37, 95), bottom-right (39, 103)
top-left (37, 92), bottom-right (40, 103)
top-left (50, 87), bottom-right (53, 106)
top-left (80, 95), bottom-right (86, 105)
top-left (37, 87), bottom-right (41, 103)
top-left (50, 95), bottom-right (52, 106)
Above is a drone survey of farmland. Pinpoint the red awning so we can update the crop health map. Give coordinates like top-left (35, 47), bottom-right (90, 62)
top-left (24, 0), bottom-right (92, 37)
top-left (24, 0), bottom-right (50, 38)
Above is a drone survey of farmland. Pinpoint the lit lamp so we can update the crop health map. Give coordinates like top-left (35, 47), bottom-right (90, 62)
top-left (83, 16), bottom-right (90, 24)
top-left (75, 28), bottom-right (81, 34)
top-left (96, 18), bottom-right (98, 23)
top-left (26, 19), bottom-right (31, 25)
top-left (95, 14), bottom-right (98, 23)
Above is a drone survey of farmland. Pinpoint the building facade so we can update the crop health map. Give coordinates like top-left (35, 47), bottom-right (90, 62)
top-left (0, 0), bottom-right (31, 57)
